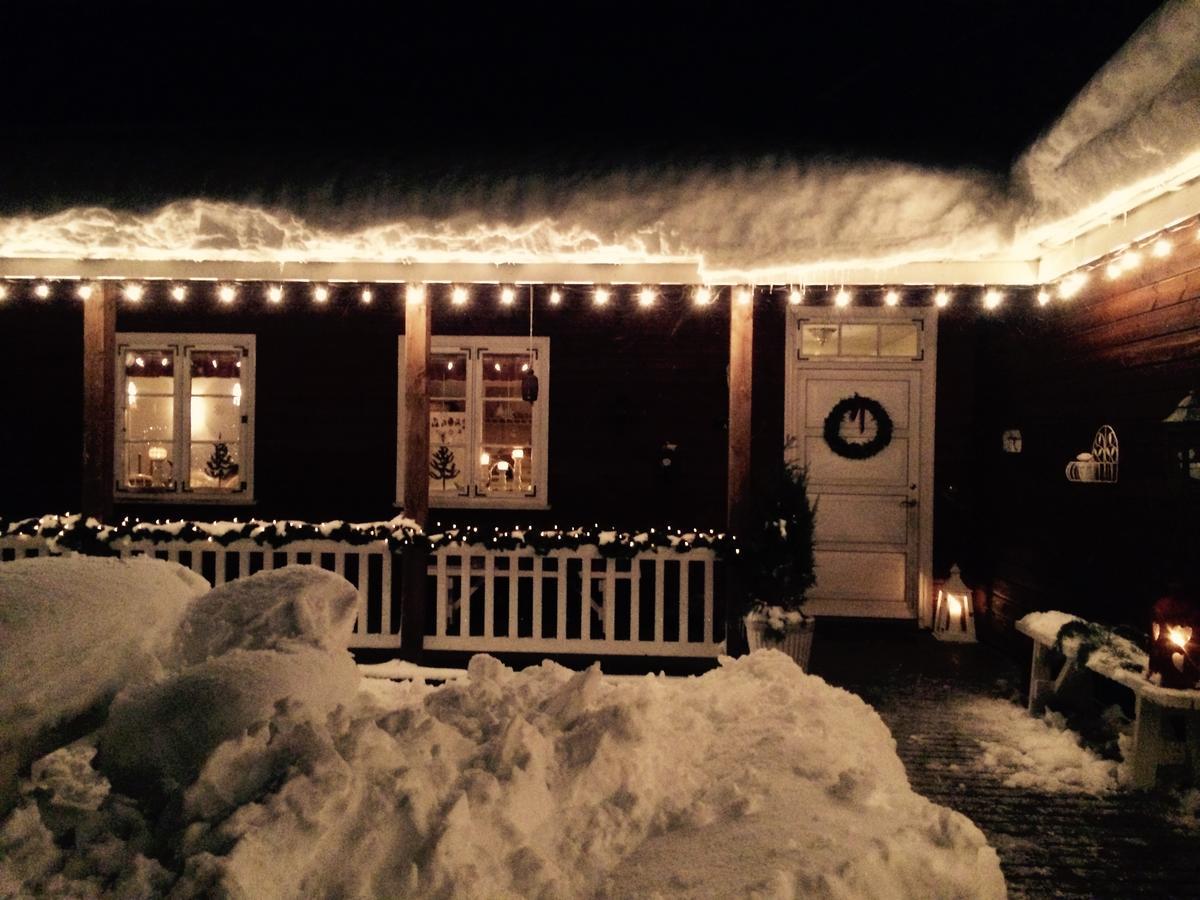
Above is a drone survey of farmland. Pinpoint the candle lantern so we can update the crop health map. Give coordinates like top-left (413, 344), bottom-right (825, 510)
top-left (1148, 591), bottom-right (1200, 689)
top-left (933, 564), bottom-right (976, 642)
top-left (1163, 390), bottom-right (1200, 484)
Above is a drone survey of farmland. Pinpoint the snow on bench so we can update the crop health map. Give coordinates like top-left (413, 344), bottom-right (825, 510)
top-left (1017, 611), bottom-right (1200, 789)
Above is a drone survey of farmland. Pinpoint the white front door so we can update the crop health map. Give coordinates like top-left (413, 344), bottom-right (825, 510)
top-left (784, 311), bottom-right (937, 622)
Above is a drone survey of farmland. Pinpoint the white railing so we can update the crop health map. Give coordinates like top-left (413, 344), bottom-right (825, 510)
top-left (1, 536), bottom-right (727, 657)
top-left (425, 545), bottom-right (725, 657)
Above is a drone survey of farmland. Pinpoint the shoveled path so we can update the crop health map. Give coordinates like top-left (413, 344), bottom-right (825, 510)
top-left (808, 623), bottom-right (1200, 900)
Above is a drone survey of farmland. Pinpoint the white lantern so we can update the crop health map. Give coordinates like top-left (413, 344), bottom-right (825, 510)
top-left (933, 564), bottom-right (976, 642)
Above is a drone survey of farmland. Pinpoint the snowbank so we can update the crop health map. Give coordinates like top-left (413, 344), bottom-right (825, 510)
top-left (4, 646), bottom-right (1006, 897)
top-left (0, 555), bottom-right (209, 813)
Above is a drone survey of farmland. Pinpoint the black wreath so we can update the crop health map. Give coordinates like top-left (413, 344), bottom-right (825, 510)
top-left (823, 394), bottom-right (894, 460)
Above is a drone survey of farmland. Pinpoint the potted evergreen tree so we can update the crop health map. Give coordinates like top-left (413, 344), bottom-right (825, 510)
top-left (739, 451), bottom-right (818, 668)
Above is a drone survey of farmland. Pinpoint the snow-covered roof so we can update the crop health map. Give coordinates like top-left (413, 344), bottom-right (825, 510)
top-left (1, 1), bottom-right (1197, 287)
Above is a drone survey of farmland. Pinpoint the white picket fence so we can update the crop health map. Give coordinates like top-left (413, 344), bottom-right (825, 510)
top-left (1, 536), bottom-right (726, 657)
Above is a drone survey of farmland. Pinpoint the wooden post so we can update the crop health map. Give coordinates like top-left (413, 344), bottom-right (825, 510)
top-left (400, 291), bottom-right (431, 657)
top-left (81, 283), bottom-right (117, 523)
top-left (726, 291), bottom-right (754, 654)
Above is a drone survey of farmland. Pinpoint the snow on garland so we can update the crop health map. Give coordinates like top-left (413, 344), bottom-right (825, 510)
top-left (823, 393), bottom-right (893, 460)
top-left (0, 514), bottom-right (737, 559)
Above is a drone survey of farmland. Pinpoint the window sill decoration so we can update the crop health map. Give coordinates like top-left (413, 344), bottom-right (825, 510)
top-left (1064, 425), bottom-right (1119, 483)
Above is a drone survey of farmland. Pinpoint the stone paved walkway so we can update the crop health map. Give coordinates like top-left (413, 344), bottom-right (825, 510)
top-left (808, 624), bottom-right (1200, 900)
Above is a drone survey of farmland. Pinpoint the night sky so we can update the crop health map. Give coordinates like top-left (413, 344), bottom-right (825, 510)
top-left (0, 1), bottom-right (1164, 213)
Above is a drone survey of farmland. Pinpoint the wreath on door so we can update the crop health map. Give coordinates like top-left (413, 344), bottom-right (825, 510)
top-left (823, 393), bottom-right (894, 460)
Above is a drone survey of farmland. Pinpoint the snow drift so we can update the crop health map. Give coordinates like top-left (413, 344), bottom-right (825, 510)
top-left (0, 555), bottom-right (209, 814)
top-left (1, 555), bottom-right (1007, 899)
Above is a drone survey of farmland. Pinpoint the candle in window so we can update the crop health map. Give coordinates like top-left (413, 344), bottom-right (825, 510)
top-left (512, 447), bottom-right (524, 486)
top-left (496, 459), bottom-right (511, 491)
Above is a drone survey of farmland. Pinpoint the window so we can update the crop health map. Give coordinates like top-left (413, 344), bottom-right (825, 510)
top-left (398, 335), bottom-right (549, 508)
top-left (798, 320), bottom-right (923, 359)
top-left (116, 333), bottom-right (255, 501)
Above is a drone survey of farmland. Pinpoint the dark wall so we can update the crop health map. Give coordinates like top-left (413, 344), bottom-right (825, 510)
top-left (972, 233), bottom-right (1200, 641)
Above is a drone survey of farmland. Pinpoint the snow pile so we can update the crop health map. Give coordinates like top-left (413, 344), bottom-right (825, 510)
top-left (1013, 0), bottom-right (1200, 243)
top-left (962, 698), bottom-right (1120, 794)
top-left (3, 625), bottom-right (1007, 897)
top-left (0, 555), bottom-right (209, 814)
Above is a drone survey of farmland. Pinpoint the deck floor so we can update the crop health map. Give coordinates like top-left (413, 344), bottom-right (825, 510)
top-left (807, 623), bottom-right (1200, 899)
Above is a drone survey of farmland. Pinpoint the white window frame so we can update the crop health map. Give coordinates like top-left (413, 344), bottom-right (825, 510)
top-left (397, 335), bottom-right (550, 510)
top-left (115, 332), bottom-right (256, 504)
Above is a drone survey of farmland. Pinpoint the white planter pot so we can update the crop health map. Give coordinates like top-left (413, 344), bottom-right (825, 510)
top-left (744, 614), bottom-right (816, 670)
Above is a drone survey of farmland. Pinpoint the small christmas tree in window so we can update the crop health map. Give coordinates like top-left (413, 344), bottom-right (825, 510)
top-left (204, 437), bottom-right (239, 488)
top-left (430, 444), bottom-right (460, 489)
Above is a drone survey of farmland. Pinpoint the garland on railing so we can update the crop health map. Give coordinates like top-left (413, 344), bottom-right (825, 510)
top-left (0, 515), bottom-right (738, 559)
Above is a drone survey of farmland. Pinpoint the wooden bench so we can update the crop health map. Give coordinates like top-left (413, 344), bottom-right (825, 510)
top-left (1017, 611), bottom-right (1200, 789)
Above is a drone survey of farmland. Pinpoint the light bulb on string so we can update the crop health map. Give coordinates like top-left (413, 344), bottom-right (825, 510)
top-left (549, 287), bottom-right (562, 305)
top-left (1152, 238), bottom-right (1171, 258)
top-left (267, 285), bottom-right (284, 304)
top-left (405, 283), bottom-right (425, 305)
top-left (884, 289), bottom-right (900, 307)
top-left (75, 283), bottom-right (94, 301)
top-left (1122, 250), bottom-right (1142, 271)
top-left (594, 286), bottom-right (610, 306)
top-left (360, 287), bottom-right (373, 304)
top-left (0, 283), bottom-right (8, 301)
top-left (693, 286), bottom-right (713, 306)
top-left (736, 287), bottom-right (753, 306)
top-left (314, 284), bottom-right (330, 304)
top-left (1059, 273), bottom-right (1087, 299)
top-left (500, 286), bottom-right (516, 306)
top-left (834, 287), bottom-right (851, 308)
top-left (1106, 261), bottom-right (1123, 280)
top-left (982, 288), bottom-right (1005, 310)
top-left (788, 287), bottom-right (804, 306)
top-left (218, 284), bottom-right (238, 304)
top-left (451, 285), bottom-right (469, 306)
top-left (1037, 289), bottom-right (1051, 306)
top-left (638, 286), bottom-right (656, 307)
top-left (170, 284), bottom-right (187, 303)
top-left (33, 282), bottom-right (51, 300)
top-left (934, 289), bottom-right (951, 308)
top-left (123, 283), bottom-right (144, 303)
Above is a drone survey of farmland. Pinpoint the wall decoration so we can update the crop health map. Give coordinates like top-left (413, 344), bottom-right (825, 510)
top-left (429, 445), bottom-right (460, 488)
top-left (1065, 425), bottom-right (1119, 483)
top-left (1002, 429), bottom-right (1023, 453)
top-left (823, 393), bottom-right (894, 460)
top-left (203, 439), bottom-right (239, 488)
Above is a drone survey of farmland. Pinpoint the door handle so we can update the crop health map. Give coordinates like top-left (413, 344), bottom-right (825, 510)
top-left (900, 498), bottom-right (918, 508)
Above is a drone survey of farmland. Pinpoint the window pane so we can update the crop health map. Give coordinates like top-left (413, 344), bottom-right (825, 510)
top-left (190, 350), bottom-right (243, 491)
top-left (880, 323), bottom-right (920, 357)
top-left (429, 353), bottom-right (469, 495)
top-left (800, 324), bottom-right (839, 356)
top-left (123, 349), bottom-right (175, 490)
top-left (479, 352), bottom-right (535, 496)
top-left (840, 324), bottom-right (878, 356)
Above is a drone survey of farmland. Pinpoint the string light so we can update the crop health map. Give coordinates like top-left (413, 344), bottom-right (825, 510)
top-left (594, 287), bottom-right (610, 306)
top-left (693, 286), bottom-right (713, 306)
top-left (1059, 272), bottom-right (1087, 299)
top-left (0, 283), bottom-right (7, 301)
top-left (123, 283), bottom-right (144, 303)
top-left (638, 286), bottom-right (656, 307)
top-left (314, 284), bottom-right (330, 304)
top-left (884, 289), bottom-right (900, 307)
top-left (75, 283), bottom-right (94, 301)
top-left (1152, 238), bottom-right (1172, 258)
top-left (549, 287), bottom-right (562, 305)
top-left (1037, 289), bottom-right (1051, 306)
top-left (934, 289), bottom-right (951, 308)
top-left (405, 283), bottom-right (426, 305)
top-left (1106, 260), bottom-right (1123, 279)
top-left (788, 287), bottom-right (804, 306)
top-left (170, 284), bottom-right (187, 303)
top-left (34, 282), bottom-right (50, 299)
top-left (360, 287), bottom-right (373, 304)
top-left (451, 285), bottom-right (469, 306)
top-left (736, 287), bottom-right (753, 306)
top-left (500, 286), bottom-right (516, 306)
top-left (834, 287), bottom-right (851, 308)
top-left (1122, 250), bottom-right (1142, 271)
top-left (982, 288), bottom-right (1005, 310)
top-left (218, 283), bottom-right (237, 304)
top-left (267, 284), bottom-right (284, 304)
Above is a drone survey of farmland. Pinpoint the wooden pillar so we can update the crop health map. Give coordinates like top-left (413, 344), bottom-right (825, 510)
top-left (81, 283), bottom-right (117, 523)
top-left (400, 290), bottom-right (431, 657)
top-left (727, 292), bottom-right (753, 534)
top-left (726, 291), bottom-right (754, 654)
